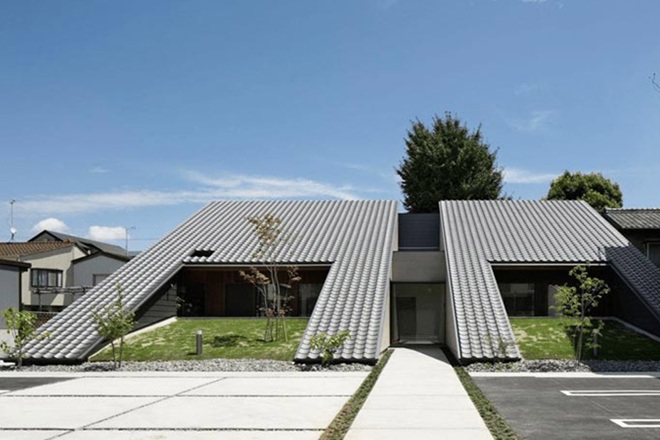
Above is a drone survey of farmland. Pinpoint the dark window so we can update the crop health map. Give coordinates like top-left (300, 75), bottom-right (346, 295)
top-left (298, 283), bottom-right (323, 316)
top-left (190, 250), bottom-right (214, 258)
top-left (647, 243), bottom-right (660, 266)
top-left (31, 269), bottom-right (62, 288)
top-left (498, 282), bottom-right (534, 316)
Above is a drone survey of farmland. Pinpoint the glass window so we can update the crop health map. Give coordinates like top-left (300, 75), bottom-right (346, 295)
top-left (31, 269), bottom-right (62, 288)
top-left (498, 283), bottom-right (535, 316)
top-left (298, 283), bottom-right (323, 317)
top-left (647, 243), bottom-right (660, 267)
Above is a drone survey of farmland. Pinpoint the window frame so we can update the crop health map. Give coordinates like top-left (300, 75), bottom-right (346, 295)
top-left (30, 268), bottom-right (63, 288)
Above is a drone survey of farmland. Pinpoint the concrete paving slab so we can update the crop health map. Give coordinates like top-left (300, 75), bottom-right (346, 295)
top-left (91, 396), bottom-right (347, 430)
top-left (346, 348), bottom-right (492, 439)
top-left (0, 431), bottom-right (68, 440)
top-left (0, 396), bottom-right (160, 429)
top-left (9, 377), bottom-right (219, 396)
top-left (345, 428), bottom-right (494, 440)
top-left (60, 430), bottom-right (323, 440)
top-left (360, 394), bottom-right (479, 410)
top-left (183, 376), bottom-right (364, 396)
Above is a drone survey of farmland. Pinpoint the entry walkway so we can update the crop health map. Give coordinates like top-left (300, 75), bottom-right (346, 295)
top-left (346, 347), bottom-right (492, 439)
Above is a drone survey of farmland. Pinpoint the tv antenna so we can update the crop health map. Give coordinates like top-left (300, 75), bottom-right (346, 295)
top-left (9, 200), bottom-right (16, 242)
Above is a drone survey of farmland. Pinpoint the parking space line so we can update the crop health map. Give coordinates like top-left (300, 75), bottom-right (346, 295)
top-left (562, 390), bottom-right (660, 397)
top-left (611, 419), bottom-right (660, 428)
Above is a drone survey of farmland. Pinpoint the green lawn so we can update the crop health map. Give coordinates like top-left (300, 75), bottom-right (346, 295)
top-left (510, 317), bottom-right (660, 361)
top-left (90, 318), bottom-right (308, 362)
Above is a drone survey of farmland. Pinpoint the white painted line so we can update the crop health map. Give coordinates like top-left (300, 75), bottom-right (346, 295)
top-left (612, 419), bottom-right (660, 428)
top-left (562, 390), bottom-right (660, 397)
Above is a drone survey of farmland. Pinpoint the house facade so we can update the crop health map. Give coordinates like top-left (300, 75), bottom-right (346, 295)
top-left (24, 200), bottom-right (660, 364)
top-left (604, 208), bottom-right (660, 267)
top-left (0, 259), bottom-right (30, 329)
top-left (0, 233), bottom-right (129, 312)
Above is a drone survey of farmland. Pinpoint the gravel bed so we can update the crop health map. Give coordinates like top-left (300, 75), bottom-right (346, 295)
top-left (3, 358), bottom-right (373, 373)
top-left (465, 359), bottom-right (660, 373)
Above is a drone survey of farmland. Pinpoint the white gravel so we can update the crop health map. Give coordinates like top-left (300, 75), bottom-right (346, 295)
top-left (8, 359), bottom-right (373, 373)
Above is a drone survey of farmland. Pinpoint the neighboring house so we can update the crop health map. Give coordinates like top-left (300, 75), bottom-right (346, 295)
top-left (0, 259), bottom-right (30, 329)
top-left (604, 208), bottom-right (660, 267)
top-left (24, 200), bottom-right (660, 364)
top-left (0, 233), bottom-right (130, 312)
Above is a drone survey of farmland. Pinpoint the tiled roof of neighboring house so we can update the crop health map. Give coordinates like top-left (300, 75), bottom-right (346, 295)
top-left (0, 241), bottom-right (75, 258)
top-left (30, 231), bottom-right (127, 258)
top-left (25, 200), bottom-right (397, 362)
top-left (440, 200), bottom-right (660, 361)
top-left (604, 208), bottom-right (660, 230)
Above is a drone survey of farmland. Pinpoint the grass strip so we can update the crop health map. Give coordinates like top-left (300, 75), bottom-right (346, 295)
top-left (320, 349), bottom-right (393, 440)
top-left (455, 367), bottom-right (519, 440)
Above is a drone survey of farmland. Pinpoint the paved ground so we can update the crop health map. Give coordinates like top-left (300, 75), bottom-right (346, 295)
top-left (0, 370), bottom-right (367, 439)
top-left (472, 372), bottom-right (660, 440)
top-left (346, 347), bottom-right (492, 440)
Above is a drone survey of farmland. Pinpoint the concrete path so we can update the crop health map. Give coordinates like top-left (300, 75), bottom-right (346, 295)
top-left (0, 370), bottom-right (367, 439)
top-left (346, 347), bottom-right (492, 440)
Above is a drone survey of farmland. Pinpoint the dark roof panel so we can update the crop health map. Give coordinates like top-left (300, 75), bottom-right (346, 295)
top-left (398, 213), bottom-right (440, 249)
top-left (604, 208), bottom-right (660, 230)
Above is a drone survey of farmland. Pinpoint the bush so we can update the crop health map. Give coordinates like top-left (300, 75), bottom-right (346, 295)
top-left (310, 331), bottom-right (351, 365)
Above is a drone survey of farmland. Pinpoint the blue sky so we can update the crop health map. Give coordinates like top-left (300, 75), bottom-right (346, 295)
top-left (1, 0), bottom-right (659, 250)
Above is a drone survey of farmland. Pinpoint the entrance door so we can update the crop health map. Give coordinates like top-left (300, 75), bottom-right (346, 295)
top-left (391, 283), bottom-right (445, 344)
top-left (225, 284), bottom-right (256, 316)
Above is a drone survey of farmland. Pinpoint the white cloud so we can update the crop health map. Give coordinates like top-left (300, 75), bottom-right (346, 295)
top-left (90, 166), bottom-right (109, 174)
top-left (506, 110), bottom-right (555, 132)
top-left (88, 226), bottom-right (127, 241)
top-left (15, 172), bottom-right (360, 216)
top-left (521, 0), bottom-right (547, 3)
top-left (32, 218), bottom-right (69, 233)
top-left (503, 167), bottom-right (558, 184)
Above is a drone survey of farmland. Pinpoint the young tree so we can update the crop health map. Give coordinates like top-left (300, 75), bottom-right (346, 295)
top-left (396, 112), bottom-right (503, 212)
top-left (0, 308), bottom-right (50, 369)
top-left (92, 284), bottom-right (136, 369)
top-left (554, 266), bottom-right (610, 364)
top-left (547, 171), bottom-right (622, 213)
top-left (240, 214), bottom-right (300, 342)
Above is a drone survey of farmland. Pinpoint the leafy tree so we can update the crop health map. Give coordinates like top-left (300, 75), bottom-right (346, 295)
top-left (92, 284), bottom-right (136, 369)
top-left (554, 266), bottom-right (610, 365)
top-left (240, 214), bottom-right (300, 342)
top-left (0, 308), bottom-right (50, 369)
top-left (547, 171), bottom-right (622, 213)
top-left (396, 112), bottom-right (503, 212)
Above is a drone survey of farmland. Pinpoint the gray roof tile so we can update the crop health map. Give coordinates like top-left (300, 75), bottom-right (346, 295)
top-left (26, 200), bottom-right (397, 362)
top-left (604, 208), bottom-right (660, 230)
top-left (441, 200), bottom-right (660, 361)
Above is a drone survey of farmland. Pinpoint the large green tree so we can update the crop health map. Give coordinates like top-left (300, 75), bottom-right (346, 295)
top-left (396, 112), bottom-right (503, 212)
top-left (547, 171), bottom-right (622, 213)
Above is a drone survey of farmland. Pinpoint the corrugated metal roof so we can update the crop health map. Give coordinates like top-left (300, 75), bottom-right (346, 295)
top-left (440, 200), bottom-right (660, 360)
top-left (25, 200), bottom-right (397, 362)
top-left (604, 208), bottom-right (660, 230)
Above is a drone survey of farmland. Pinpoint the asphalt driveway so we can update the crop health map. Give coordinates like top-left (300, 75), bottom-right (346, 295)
top-left (472, 373), bottom-right (660, 440)
top-left (0, 371), bottom-right (367, 439)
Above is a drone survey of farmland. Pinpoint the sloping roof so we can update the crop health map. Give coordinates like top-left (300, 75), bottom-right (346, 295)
top-left (30, 230), bottom-right (127, 258)
top-left (604, 208), bottom-right (660, 230)
top-left (26, 200), bottom-right (397, 362)
top-left (0, 241), bottom-right (75, 258)
top-left (440, 200), bottom-right (660, 360)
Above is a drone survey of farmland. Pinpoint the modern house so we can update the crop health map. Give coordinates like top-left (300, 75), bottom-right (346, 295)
top-left (0, 259), bottom-right (30, 329)
top-left (0, 232), bottom-right (130, 312)
top-left (604, 208), bottom-right (660, 267)
top-left (23, 200), bottom-right (660, 364)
